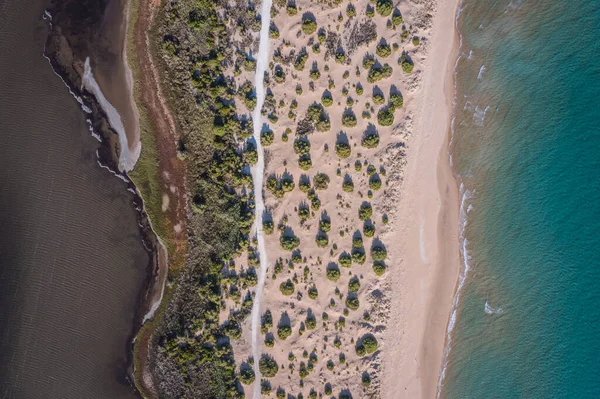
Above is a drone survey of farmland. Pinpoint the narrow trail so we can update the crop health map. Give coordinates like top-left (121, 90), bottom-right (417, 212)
top-left (249, 0), bottom-right (272, 396)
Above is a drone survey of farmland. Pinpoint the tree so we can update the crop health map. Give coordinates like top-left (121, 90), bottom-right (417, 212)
top-left (239, 367), bottom-right (255, 385)
top-left (339, 252), bottom-right (352, 267)
top-left (348, 278), bottom-right (360, 293)
top-left (327, 267), bottom-right (341, 281)
top-left (335, 142), bottom-right (351, 158)
top-left (302, 19), bottom-right (317, 35)
top-left (261, 129), bottom-right (274, 146)
top-left (342, 113), bottom-right (357, 127)
top-left (377, 107), bottom-right (394, 126)
top-left (356, 334), bottom-right (378, 356)
top-left (390, 92), bottom-right (404, 109)
top-left (346, 296), bottom-right (360, 310)
top-left (314, 173), bottom-right (330, 189)
top-left (280, 234), bottom-right (300, 250)
top-left (376, 0), bottom-right (393, 16)
top-left (376, 43), bottom-right (392, 58)
top-left (278, 325), bottom-right (292, 340)
top-left (373, 262), bottom-right (386, 276)
top-left (369, 174), bottom-right (382, 190)
top-left (400, 52), bottom-right (414, 74)
top-left (319, 219), bottom-right (331, 232)
top-left (259, 355), bottom-right (279, 377)
top-left (358, 203), bottom-right (373, 221)
top-left (280, 279), bottom-right (295, 295)
top-left (371, 245), bottom-right (387, 261)
top-left (308, 285), bottom-right (319, 299)
top-left (362, 133), bottom-right (380, 148)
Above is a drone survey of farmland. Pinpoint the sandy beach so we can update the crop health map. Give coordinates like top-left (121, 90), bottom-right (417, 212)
top-left (381, 0), bottom-right (460, 397)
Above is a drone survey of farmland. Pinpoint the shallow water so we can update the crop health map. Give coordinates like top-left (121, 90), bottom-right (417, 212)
top-left (442, 0), bottom-right (600, 398)
top-left (0, 1), bottom-right (148, 397)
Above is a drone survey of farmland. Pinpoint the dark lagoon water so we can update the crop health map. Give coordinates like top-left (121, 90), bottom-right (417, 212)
top-left (0, 0), bottom-right (148, 397)
top-left (441, 0), bottom-right (600, 398)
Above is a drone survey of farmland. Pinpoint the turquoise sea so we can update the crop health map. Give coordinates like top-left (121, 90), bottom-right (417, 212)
top-left (441, 0), bottom-right (600, 398)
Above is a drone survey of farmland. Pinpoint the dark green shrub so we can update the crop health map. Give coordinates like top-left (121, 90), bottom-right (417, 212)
top-left (315, 231), bottom-right (329, 248)
top-left (356, 334), bottom-right (378, 356)
top-left (239, 367), bottom-right (255, 385)
top-left (322, 93), bottom-right (334, 107)
top-left (376, 43), bottom-right (392, 58)
top-left (351, 249), bottom-right (366, 265)
top-left (362, 133), bottom-right (380, 148)
top-left (373, 262), bottom-right (386, 276)
top-left (376, 0), bottom-right (393, 16)
top-left (377, 107), bottom-right (394, 126)
top-left (342, 113), bottom-right (357, 127)
top-left (359, 203), bottom-right (373, 221)
top-left (346, 296), bottom-right (360, 310)
top-left (319, 219), bottom-right (331, 232)
top-left (369, 174), bottom-right (382, 190)
top-left (280, 234), bottom-right (300, 250)
top-left (308, 285), bottom-right (319, 299)
top-left (346, 3), bottom-right (356, 17)
top-left (279, 279), bottom-right (295, 295)
top-left (371, 245), bottom-right (387, 261)
top-left (348, 278), bottom-right (360, 293)
top-left (335, 142), bottom-right (351, 158)
top-left (339, 252), bottom-right (352, 267)
top-left (363, 223), bottom-right (375, 237)
top-left (390, 92), bottom-right (404, 109)
top-left (314, 173), bottom-right (330, 189)
top-left (278, 325), bottom-right (292, 340)
top-left (261, 129), bottom-right (275, 146)
top-left (327, 267), bottom-right (341, 282)
top-left (400, 52), bottom-right (414, 73)
top-left (302, 19), bottom-right (317, 35)
top-left (259, 355), bottom-right (279, 377)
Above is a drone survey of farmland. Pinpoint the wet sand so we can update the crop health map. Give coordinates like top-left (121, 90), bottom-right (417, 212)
top-left (0, 0), bottom-right (151, 397)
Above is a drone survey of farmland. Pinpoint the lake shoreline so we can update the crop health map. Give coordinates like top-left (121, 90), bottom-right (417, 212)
top-left (42, 3), bottom-right (168, 396)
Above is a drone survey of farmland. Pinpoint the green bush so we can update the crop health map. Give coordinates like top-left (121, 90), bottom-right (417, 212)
top-left (390, 92), bottom-right (404, 109)
top-left (363, 223), bottom-right (375, 237)
top-left (286, 4), bottom-right (298, 15)
top-left (343, 179), bottom-right (354, 192)
top-left (369, 175), bottom-right (382, 190)
top-left (339, 252), bottom-right (352, 267)
top-left (377, 107), bottom-right (394, 126)
top-left (362, 373), bottom-right (372, 386)
top-left (308, 285), bottom-right (319, 299)
top-left (376, 0), bottom-right (393, 16)
top-left (366, 6), bottom-right (375, 18)
top-left (269, 25), bottom-right (280, 39)
top-left (371, 245), bottom-right (387, 261)
top-left (352, 236), bottom-right (363, 248)
top-left (326, 359), bottom-right (335, 370)
top-left (298, 154), bottom-right (312, 170)
top-left (354, 160), bottom-right (363, 171)
top-left (346, 3), bottom-right (356, 17)
top-left (348, 278), bottom-right (360, 293)
top-left (362, 56), bottom-right (376, 70)
top-left (261, 379), bottom-right (271, 395)
top-left (376, 43), bottom-right (392, 58)
top-left (327, 267), bottom-right (341, 281)
top-left (392, 10), bottom-right (403, 25)
top-left (356, 85), bottom-right (364, 95)
top-left (342, 113), bottom-right (357, 127)
top-left (352, 249), bottom-right (366, 265)
top-left (315, 231), bottom-right (329, 248)
top-left (359, 203), bottom-right (373, 221)
top-left (264, 335), bottom-right (274, 347)
top-left (239, 367), bottom-right (255, 385)
top-left (293, 138), bottom-right (311, 155)
top-left (305, 314), bottom-right (317, 330)
top-left (302, 19), bottom-right (317, 35)
top-left (321, 93), bottom-right (334, 107)
top-left (345, 296), bottom-right (360, 310)
top-left (280, 234), bottom-right (300, 250)
top-left (367, 64), bottom-right (393, 83)
top-left (261, 129), bottom-right (275, 146)
top-left (259, 355), bottom-right (279, 377)
top-left (319, 219), bottom-right (331, 232)
top-left (277, 388), bottom-right (286, 399)
top-left (373, 93), bottom-right (385, 105)
top-left (280, 279), bottom-right (295, 295)
top-left (298, 206), bottom-right (311, 221)
top-left (309, 69), bottom-right (321, 80)
top-left (373, 262), bottom-right (386, 276)
top-left (335, 50), bottom-right (346, 64)
top-left (278, 325), bottom-right (292, 340)
top-left (335, 142), bottom-right (351, 158)
top-left (362, 133), bottom-right (380, 148)
top-left (314, 173), bottom-right (330, 190)
top-left (356, 334), bottom-right (378, 356)
top-left (400, 52), bottom-right (414, 73)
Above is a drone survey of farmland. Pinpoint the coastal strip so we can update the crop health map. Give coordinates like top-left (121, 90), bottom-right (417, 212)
top-left (381, 0), bottom-right (461, 397)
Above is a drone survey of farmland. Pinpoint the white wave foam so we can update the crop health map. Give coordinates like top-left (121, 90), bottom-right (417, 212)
top-left (473, 105), bottom-right (490, 126)
top-left (82, 57), bottom-right (141, 172)
top-left (477, 64), bottom-right (486, 80)
top-left (484, 301), bottom-right (503, 315)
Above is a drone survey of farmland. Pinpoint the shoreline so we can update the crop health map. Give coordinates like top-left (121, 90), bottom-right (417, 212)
top-left (42, 4), bottom-right (171, 397)
top-left (382, 0), bottom-right (461, 397)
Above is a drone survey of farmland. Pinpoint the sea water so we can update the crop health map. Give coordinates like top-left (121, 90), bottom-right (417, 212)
top-left (441, 0), bottom-right (600, 398)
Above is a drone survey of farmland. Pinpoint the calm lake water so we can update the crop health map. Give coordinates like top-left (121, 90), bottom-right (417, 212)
top-left (442, 0), bottom-right (600, 398)
top-left (0, 0), bottom-right (148, 397)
